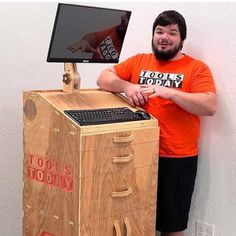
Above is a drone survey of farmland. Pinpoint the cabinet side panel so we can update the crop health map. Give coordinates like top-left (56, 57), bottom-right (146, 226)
top-left (23, 93), bottom-right (81, 236)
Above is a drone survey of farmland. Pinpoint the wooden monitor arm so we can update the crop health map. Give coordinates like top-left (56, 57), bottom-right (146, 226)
top-left (63, 63), bottom-right (80, 93)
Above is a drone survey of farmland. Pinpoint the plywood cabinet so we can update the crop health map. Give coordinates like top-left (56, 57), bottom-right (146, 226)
top-left (23, 89), bottom-right (159, 236)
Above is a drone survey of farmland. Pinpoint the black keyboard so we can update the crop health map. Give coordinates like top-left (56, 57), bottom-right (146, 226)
top-left (64, 107), bottom-right (147, 126)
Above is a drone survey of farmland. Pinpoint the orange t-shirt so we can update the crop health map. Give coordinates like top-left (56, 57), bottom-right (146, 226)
top-left (93, 27), bottom-right (122, 62)
top-left (114, 53), bottom-right (216, 158)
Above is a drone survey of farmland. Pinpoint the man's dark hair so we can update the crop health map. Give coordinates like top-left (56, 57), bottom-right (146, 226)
top-left (152, 10), bottom-right (187, 41)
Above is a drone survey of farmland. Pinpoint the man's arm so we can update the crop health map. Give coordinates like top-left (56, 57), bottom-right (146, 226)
top-left (141, 85), bottom-right (217, 116)
top-left (171, 91), bottom-right (216, 116)
top-left (97, 67), bottom-right (148, 107)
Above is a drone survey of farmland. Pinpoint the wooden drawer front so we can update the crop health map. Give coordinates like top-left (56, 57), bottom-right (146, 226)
top-left (80, 165), bottom-right (158, 223)
top-left (80, 142), bottom-right (158, 178)
top-left (121, 206), bottom-right (157, 236)
top-left (81, 128), bottom-right (159, 151)
top-left (79, 205), bottom-right (156, 236)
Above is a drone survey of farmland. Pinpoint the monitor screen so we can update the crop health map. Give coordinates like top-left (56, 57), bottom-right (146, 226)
top-left (47, 3), bottom-right (131, 63)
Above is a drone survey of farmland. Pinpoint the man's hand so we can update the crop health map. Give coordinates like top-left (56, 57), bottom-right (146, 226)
top-left (67, 39), bottom-right (97, 53)
top-left (140, 84), bottom-right (174, 99)
top-left (123, 83), bottom-right (149, 107)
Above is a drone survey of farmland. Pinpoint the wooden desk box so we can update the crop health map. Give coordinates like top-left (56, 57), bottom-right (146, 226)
top-left (23, 89), bottom-right (159, 236)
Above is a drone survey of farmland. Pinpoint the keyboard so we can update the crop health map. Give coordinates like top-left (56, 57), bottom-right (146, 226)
top-left (64, 107), bottom-right (148, 126)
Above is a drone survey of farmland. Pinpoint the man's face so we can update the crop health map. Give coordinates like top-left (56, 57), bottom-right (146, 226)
top-left (152, 24), bottom-right (183, 60)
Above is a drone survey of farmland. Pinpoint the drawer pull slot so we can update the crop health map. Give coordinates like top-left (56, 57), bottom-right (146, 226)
top-left (124, 217), bottom-right (132, 236)
top-left (112, 155), bottom-right (133, 163)
top-left (113, 219), bottom-right (121, 236)
top-left (112, 135), bottom-right (134, 144)
top-left (111, 188), bottom-right (132, 198)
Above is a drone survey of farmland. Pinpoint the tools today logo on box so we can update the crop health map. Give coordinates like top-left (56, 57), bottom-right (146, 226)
top-left (27, 153), bottom-right (74, 192)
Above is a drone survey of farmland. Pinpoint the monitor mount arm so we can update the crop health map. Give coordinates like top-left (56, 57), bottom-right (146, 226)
top-left (63, 63), bottom-right (80, 93)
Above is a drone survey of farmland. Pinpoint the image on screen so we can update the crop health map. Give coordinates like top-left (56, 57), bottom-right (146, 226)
top-left (47, 3), bottom-right (132, 63)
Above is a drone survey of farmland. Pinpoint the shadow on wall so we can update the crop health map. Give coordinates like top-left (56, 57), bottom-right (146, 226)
top-left (187, 92), bottom-right (235, 233)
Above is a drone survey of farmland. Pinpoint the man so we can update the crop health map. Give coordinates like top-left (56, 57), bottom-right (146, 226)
top-left (67, 13), bottom-right (130, 62)
top-left (97, 10), bottom-right (216, 236)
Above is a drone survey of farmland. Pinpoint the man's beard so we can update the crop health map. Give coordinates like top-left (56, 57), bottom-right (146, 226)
top-left (152, 40), bottom-right (182, 61)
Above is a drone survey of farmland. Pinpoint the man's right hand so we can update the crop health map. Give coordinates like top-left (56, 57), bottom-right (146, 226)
top-left (123, 83), bottom-right (149, 107)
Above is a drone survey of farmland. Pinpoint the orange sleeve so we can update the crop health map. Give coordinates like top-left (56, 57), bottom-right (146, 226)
top-left (114, 55), bottom-right (138, 81)
top-left (190, 61), bottom-right (216, 93)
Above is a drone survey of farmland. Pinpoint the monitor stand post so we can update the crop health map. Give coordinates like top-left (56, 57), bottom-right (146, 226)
top-left (62, 63), bottom-right (81, 93)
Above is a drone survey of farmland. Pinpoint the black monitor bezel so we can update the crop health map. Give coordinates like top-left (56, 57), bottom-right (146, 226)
top-left (47, 3), bottom-right (131, 63)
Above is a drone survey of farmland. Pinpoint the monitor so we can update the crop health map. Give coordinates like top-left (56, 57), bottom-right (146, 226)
top-left (47, 3), bottom-right (132, 63)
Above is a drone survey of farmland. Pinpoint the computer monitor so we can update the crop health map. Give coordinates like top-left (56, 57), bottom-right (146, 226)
top-left (47, 3), bottom-right (132, 63)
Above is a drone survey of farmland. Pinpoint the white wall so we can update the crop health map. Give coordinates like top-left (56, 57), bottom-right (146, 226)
top-left (0, 2), bottom-right (235, 236)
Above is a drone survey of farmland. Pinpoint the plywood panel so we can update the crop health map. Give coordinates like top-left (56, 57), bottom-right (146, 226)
top-left (80, 142), bottom-right (158, 178)
top-left (79, 165), bottom-right (158, 223)
top-left (79, 205), bottom-right (156, 236)
top-left (23, 92), bottom-right (81, 236)
top-left (81, 128), bottom-right (159, 151)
